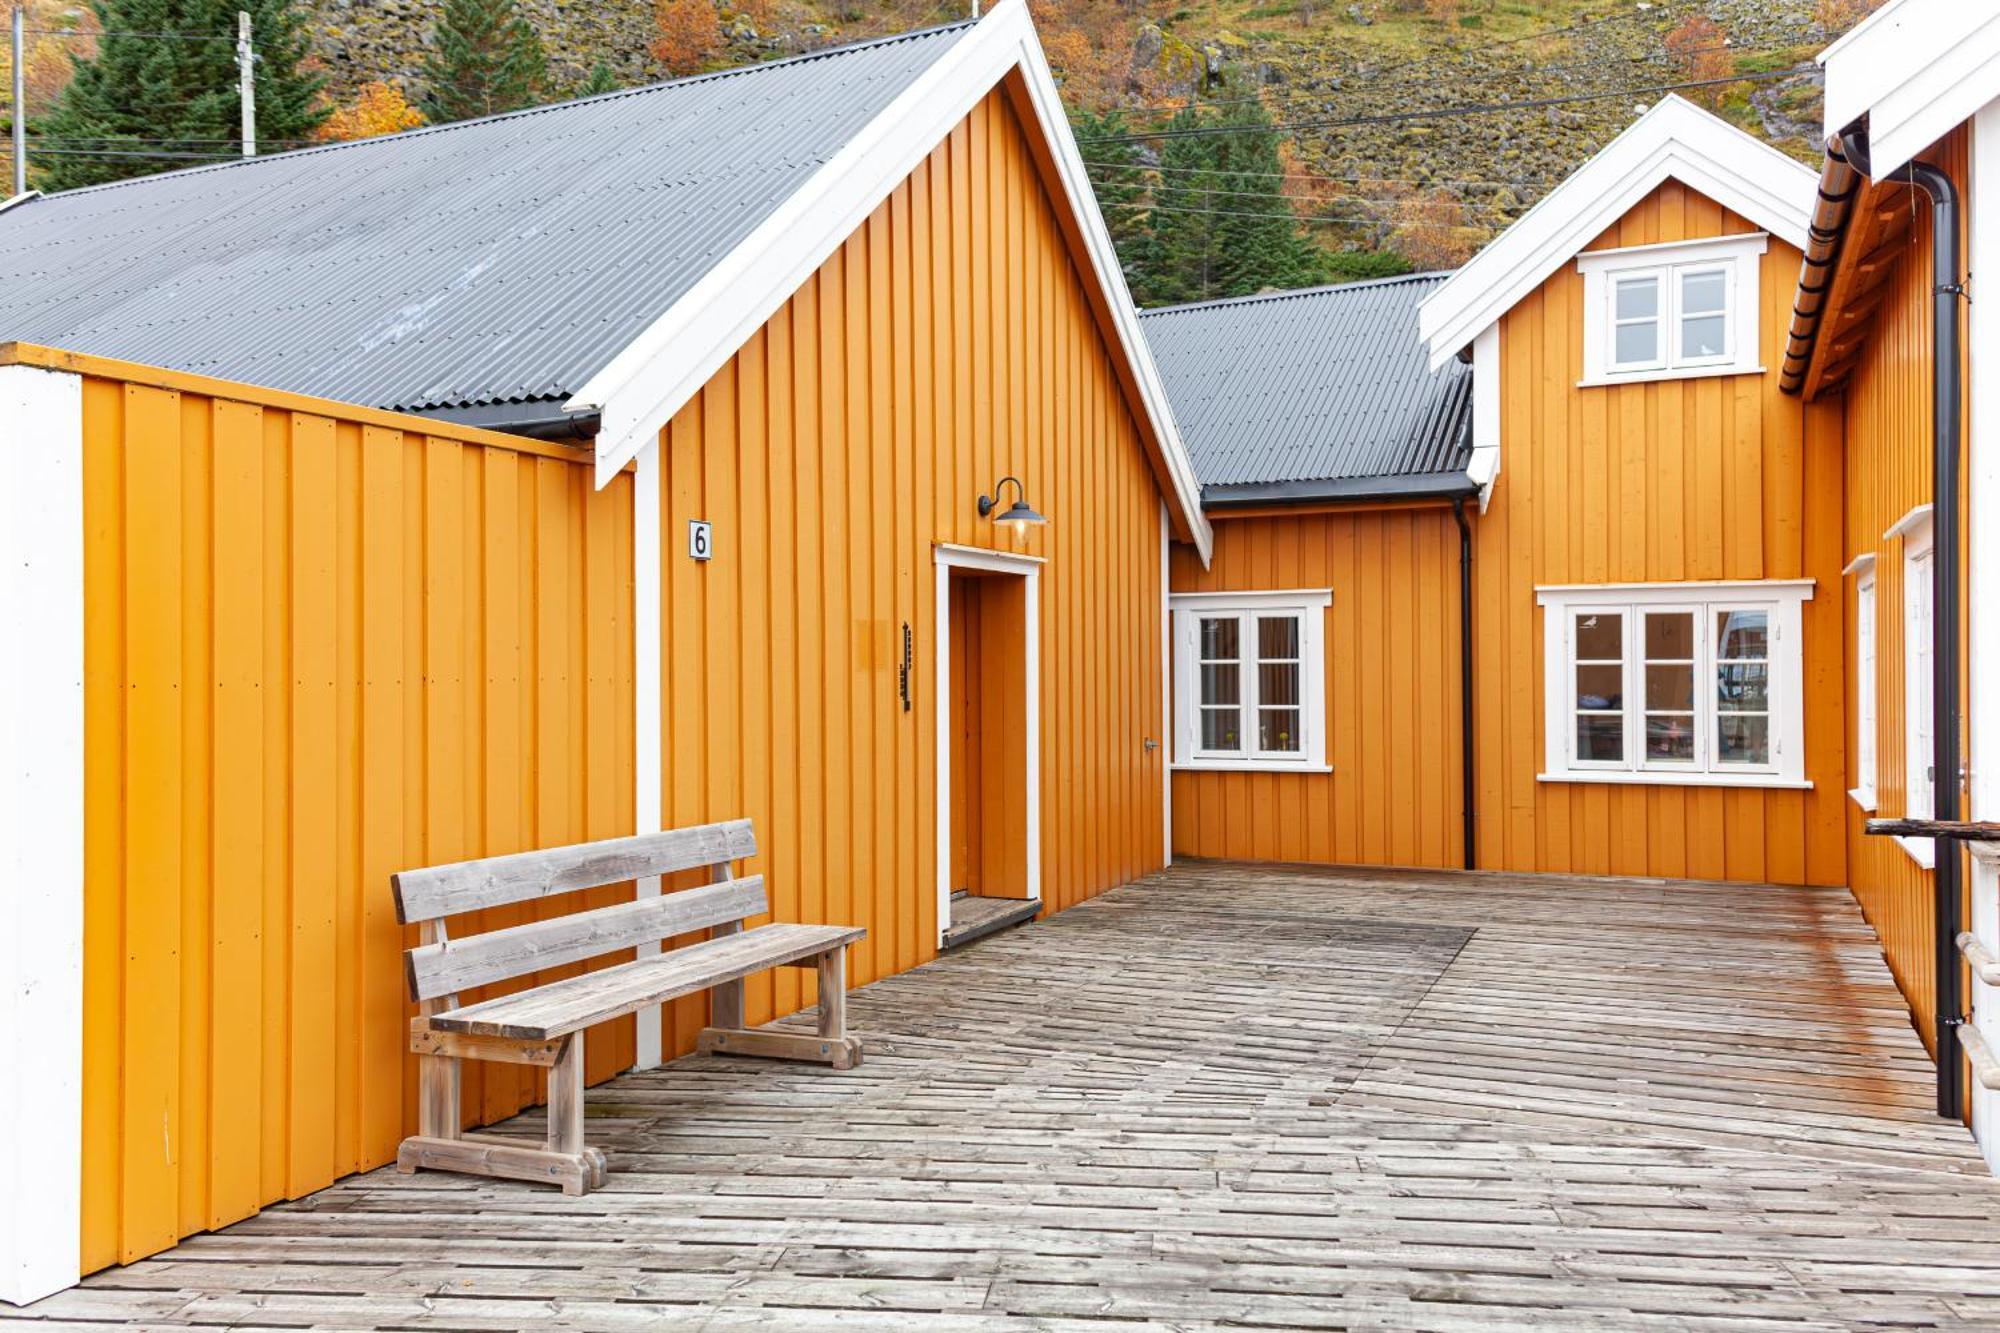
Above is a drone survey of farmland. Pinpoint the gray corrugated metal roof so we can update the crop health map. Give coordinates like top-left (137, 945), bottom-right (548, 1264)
top-left (0, 21), bottom-right (975, 416)
top-left (1138, 273), bottom-right (1474, 505)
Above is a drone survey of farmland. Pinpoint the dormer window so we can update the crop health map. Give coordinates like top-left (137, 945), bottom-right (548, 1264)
top-left (1578, 234), bottom-right (1765, 384)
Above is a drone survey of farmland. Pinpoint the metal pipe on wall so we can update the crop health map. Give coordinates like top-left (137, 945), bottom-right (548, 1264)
top-left (1452, 495), bottom-right (1477, 871)
top-left (1843, 128), bottom-right (1969, 1120)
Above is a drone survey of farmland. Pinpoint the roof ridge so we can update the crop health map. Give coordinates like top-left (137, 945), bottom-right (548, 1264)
top-left (34, 19), bottom-right (980, 202)
top-left (1137, 269), bottom-right (1457, 317)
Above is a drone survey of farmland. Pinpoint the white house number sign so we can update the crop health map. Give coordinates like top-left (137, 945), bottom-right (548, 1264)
top-left (688, 519), bottom-right (713, 562)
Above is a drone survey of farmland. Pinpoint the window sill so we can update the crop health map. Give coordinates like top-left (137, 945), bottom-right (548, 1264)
top-left (1579, 364), bottom-right (1765, 388)
top-left (1174, 761), bottom-right (1333, 775)
top-left (1538, 770), bottom-right (1812, 791)
top-left (1849, 787), bottom-right (1878, 813)
top-left (1897, 834), bottom-right (1937, 870)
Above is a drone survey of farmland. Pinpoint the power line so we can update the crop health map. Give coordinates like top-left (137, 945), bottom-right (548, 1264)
top-left (23, 26), bottom-right (234, 42)
top-left (1076, 65), bottom-right (1816, 144)
top-left (28, 145), bottom-right (240, 160)
top-left (1099, 199), bottom-right (1405, 225)
top-left (1081, 155), bottom-right (1557, 190)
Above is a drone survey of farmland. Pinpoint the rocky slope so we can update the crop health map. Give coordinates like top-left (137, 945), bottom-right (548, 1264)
top-left (301, 0), bottom-right (1858, 258)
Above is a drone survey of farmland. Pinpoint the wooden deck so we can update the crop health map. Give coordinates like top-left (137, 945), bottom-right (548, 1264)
top-left (15, 862), bottom-right (2000, 1330)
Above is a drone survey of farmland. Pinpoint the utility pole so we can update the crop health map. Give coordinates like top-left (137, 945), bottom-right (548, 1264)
top-left (10, 5), bottom-right (25, 194)
top-left (236, 10), bottom-right (254, 157)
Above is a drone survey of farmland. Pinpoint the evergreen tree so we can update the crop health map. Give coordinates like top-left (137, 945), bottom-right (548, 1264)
top-left (1133, 104), bottom-right (1223, 306)
top-left (38, 0), bottom-right (325, 191)
top-left (421, 0), bottom-right (547, 124)
top-left (1070, 107), bottom-right (1151, 293)
top-left (575, 61), bottom-right (620, 99)
top-left (1324, 248), bottom-right (1413, 283)
top-left (1206, 100), bottom-right (1326, 298)
top-left (1135, 100), bottom-right (1326, 305)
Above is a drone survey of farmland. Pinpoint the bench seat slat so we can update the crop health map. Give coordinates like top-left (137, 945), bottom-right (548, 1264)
top-left (428, 922), bottom-right (866, 1041)
top-left (404, 875), bottom-right (770, 1003)
top-left (393, 818), bottom-right (758, 924)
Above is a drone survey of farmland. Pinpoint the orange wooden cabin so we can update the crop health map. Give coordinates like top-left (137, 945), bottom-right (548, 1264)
top-left (3, 0), bottom-right (1998, 1304)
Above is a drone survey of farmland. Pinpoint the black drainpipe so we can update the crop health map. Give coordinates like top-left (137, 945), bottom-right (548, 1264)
top-left (1452, 496), bottom-right (1477, 871)
top-left (1845, 129), bottom-right (1967, 1119)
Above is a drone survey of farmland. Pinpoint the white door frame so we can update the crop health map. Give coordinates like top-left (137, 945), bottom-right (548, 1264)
top-left (934, 543), bottom-right (1042, 946)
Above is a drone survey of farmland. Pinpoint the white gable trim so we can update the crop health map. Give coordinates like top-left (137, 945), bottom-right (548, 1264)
top-left (570, 0), bottom-right (1212, 562)
top-left (1820, 0), bottom-right (2000, 177)
top-left (1417, 96), bottom-right (1817, 371)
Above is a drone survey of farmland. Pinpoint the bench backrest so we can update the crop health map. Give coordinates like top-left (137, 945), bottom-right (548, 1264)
top-left (394, 819), bottom-right (764, 1004)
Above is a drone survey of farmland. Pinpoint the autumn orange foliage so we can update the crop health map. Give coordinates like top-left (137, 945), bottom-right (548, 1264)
top-left (1392, 189), bottom-right (1476, 270)
top-left (652, 0), bottom-right (722, 77)
top-left (314, 82), bottom-right (426, 143)
top-left (1664, 15), bottom-right (1736, 108)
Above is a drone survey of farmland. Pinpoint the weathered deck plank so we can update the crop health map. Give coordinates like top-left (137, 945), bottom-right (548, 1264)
top-left (11, 861), bottom-right (1999, 1330)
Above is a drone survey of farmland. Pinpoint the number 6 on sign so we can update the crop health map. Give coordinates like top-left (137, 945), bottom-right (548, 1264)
top-left (688, 519), bottom-right (713, 562)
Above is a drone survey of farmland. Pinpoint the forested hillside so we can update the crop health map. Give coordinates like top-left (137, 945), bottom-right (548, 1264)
top-left (7, 0), bottom-right (1881, 298)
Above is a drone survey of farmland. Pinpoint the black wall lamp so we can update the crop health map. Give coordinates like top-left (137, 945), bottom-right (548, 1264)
top-left (976, 476), bottom-right (1049, 532)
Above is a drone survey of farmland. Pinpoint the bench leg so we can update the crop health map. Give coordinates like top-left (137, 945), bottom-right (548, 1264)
top-left (817, 946), bottom-right (847, 1041)
top-left (546, 1031), bottom-right (589, 1196)
top-left (401, 1052), bottom-right (460, 1171)
top-left (711, 976), bottom-right (745, 1031)
top-left (695, 946), bottom-right (863, 1070)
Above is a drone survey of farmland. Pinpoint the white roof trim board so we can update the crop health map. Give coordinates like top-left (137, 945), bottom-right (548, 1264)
top-left (1417, 95), bottom-right (1818, 371)
top-left (574, 0), bottom-right (1212, 560)
top-left (1819, 0), bottom-right (2000, 177)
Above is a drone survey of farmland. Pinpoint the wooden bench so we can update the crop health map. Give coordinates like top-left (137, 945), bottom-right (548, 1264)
top-left (391, 818), bottom-right (865, 1195)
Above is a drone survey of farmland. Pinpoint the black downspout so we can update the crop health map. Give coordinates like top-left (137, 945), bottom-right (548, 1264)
top-left (1858, 144), bottom-right (1966, 1120)
top-left (1453, 496), bottom-right (1477, 871)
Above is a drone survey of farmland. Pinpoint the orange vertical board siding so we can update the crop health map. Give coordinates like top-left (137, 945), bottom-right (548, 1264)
top-left (1474, 182), bottom-right (1847, 886)
top-left (1168, 507), bottom-right (1467, 869)
top-left (1834, 130), bottom-right (1971, 1056)
top-left (644, 89), bottom-right (1169, 1045)
top-left (77, 378), bottom-right (636, 1272)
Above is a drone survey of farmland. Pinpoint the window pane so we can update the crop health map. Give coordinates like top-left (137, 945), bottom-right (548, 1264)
top-left (1681, 314), bottom-right (1727, 359)
top-left (1680, 268), bottom-right (1727, 314)
top-left (1646, 714), bottom-right (1696, 761)
top-left (1258, 661), bottom-right (1299, 707)
top-left (1574, 612), bottom-right (1622, 661)
top-left (1717, 714), bottom-right (1769, 765)
top-left (1576, 714), bottom-right (1624, 761)
top-left (1199, 663), bottom-right (1239, 706)
top-left (1257, 616), bottom-right (1299, 660)
top-left (1615, 275), bottom-right (1658, 319)
top-left (1199, 617), bottom-right (1238, 661)
top-left (1201, 708), bottom-right (1241, 752)
top-left (1614, 321), bottom-right (1659, 366)
top-left (1716, 610), bottom-right (1767, 659)
top-left (1259, 708), bottom-right (1301, 753)
top-left (1575, 663), bottom-right (1623, 710)
top-left (1645, 664), bottom-right (1693, 710)
top-left (1716, 662), bottom-right (1768, 711)
top-left (1645, 612), bottom-right (1693, 659)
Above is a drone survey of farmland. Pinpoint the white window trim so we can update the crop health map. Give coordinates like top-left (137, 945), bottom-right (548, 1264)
top-left (1899, 512), bottom-right (1937, 869)
top-left (1536, 580), bottom-right (1813, 789)
top-left (1577, 234), bottom-right (1768, 386)
top-left (1171, 589), bottom-right (1331, 773)
top-left (1847, 553), bottom-right (1878, 813)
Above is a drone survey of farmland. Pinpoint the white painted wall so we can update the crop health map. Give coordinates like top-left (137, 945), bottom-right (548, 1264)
top-left (0, 363), bottom-right (86, 1304)
top-left (631, 437), bottom-right (664, 1070)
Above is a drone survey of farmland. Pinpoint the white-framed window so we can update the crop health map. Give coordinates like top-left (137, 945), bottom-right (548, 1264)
top-left (1848, 555), bottom-right (1878, 811)
top-left (1171, 589), bottom-right (1330, 772)
top-left (1577, 233), bottom-right (1766, 385)
top-left (1898, 508), bottom-right (1936, 867)
top-left (1537, 580), bottom-right (1812, 788)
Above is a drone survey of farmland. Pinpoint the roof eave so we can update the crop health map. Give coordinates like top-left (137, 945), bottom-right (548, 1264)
top-left (1201, 471), bottom-right (1479, 510)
